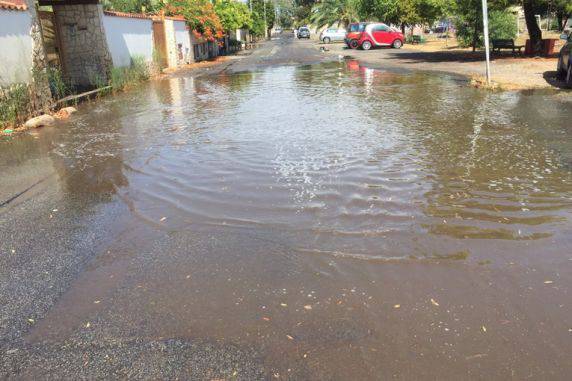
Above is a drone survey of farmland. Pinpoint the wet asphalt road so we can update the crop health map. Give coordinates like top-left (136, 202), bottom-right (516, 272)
top-left (1, 34), bottom-right (572, 380)
top-left (0, 35), bottom-right (320, 380)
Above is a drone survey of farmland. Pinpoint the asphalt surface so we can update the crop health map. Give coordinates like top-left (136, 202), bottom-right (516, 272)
top-left (1, 34), bottom-right (571, 380)
top-left (0, 35), bottom-right (321, 380)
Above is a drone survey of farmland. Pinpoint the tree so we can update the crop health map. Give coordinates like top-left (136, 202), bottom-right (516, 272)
top-left (457, 8), bottom-right (517, 48)
top-left (356, 0), bottom-right (453, 32)
top-left (214, 0), bottom-right (253, 33)
top-left (310, 0), bottom-right (360, 28)
top-left (293, 0), bottom-right (316, 26)
top-left (249, 0), bottom-right (276, 37)
top-left (523, 0), bottom-right (543, 54)
top-left (275, 0), bottom-right (295, 28)
top-left (165, 0), bottom-right (224, 40)
top-left (554, 0), bottom-right (572, 31)
top-left (102, 0), bottom-right (160, 13)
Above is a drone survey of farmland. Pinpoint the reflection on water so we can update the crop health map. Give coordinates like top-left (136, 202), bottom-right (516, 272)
top-left (3, 60), bottom-right (572, 379)
top-left (2, 61), bottom-right (571, 258)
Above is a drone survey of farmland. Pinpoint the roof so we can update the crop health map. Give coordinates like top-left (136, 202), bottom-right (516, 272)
top-left (103, 10), bottom-right (151, 19)
top-left (103, 10), bottom-right (186, 22)
top-left (0, 0), bottom-right (27, 10)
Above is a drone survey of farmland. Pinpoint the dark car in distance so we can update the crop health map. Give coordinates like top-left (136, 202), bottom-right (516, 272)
top-left (298, 27), bottom-right (310, 39)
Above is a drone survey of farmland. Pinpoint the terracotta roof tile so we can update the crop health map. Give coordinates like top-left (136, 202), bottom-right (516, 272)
top-left (103, 10), bottom-right (151, 19)
top-left (0, 0), bottom-right (28, 10)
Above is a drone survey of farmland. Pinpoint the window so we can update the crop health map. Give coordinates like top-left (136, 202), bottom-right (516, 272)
top-left (349, 24), bottom-right (365, 32)
top-left (373, 25), bottom-right (389, 32)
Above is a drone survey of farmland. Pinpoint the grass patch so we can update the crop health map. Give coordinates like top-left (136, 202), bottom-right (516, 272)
top-left (0, 83), bottom-right (33, 130)
top-left (110, 55), bottom-right (150, 92)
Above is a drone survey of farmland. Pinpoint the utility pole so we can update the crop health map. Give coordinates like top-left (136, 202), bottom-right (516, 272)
top-left (264, 0), bottom-right (268, 39)
top-left (481, 0), bottom-right (492, 85)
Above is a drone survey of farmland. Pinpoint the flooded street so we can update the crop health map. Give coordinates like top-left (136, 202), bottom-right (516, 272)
top-left (2, 38), bottom-right (572, 379)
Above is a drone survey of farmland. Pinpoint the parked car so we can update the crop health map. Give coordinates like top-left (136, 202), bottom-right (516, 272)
top-left (320, 28), bottom-right (347, 43)
top-left (298, 27), bottom-right (310, 39)
top-left (345, 22), bottom-right (367, 49)
top-left (557, 31), bottom-right (572, 85)
top-left (347, 22), bottom-right (404, 50)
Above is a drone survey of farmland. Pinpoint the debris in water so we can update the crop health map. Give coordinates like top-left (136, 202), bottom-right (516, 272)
top-left (482, 326), bottom-right (487, 332)
top-left (544, 280), bottom-right (554, 284)
top-left (431, 298), bottom-right (440, 307)
top-left (160, 217), bottom-right (167, 222)
top-left (93, 300), bottom-right (101, 304)
top-left (280, 303), bottom-right (287, 307)
top-left (262, 317), bottom-right (271, 321)
top-left (85, 322), bottom-right (90, 328)
top-left (394, 304), bottom-right (400, 309)
top-left (286, 335), bottom-right (294, 340)
top-left (304, 305), bottom-right (312, 310)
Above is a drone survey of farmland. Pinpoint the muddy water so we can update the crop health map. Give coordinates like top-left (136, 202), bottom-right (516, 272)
top-left (3, 62), bottom-right (572, 378)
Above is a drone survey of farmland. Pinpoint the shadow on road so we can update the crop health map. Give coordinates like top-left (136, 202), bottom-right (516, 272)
top-left (542, 71), bottom-right (571, 89)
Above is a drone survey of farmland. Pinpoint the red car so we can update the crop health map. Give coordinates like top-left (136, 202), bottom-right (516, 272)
top-left (345, 22), bottom-right (404, 50)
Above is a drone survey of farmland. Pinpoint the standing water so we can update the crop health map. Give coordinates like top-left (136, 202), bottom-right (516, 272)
top-left (1, 61), bottom-right (572, 378)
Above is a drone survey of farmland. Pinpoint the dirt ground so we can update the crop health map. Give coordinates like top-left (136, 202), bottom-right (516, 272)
top-left (316, 35), bottom-right (568, 90)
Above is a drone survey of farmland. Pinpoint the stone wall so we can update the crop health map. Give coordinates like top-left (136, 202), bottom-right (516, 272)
top-left (25, 0), bottom-right (52, 112)
top-left (53, 4), bottom-right (112, 88)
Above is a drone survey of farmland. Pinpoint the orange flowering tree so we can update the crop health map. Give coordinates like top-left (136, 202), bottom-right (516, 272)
top-left (165, 0), bottom-right (224, 41)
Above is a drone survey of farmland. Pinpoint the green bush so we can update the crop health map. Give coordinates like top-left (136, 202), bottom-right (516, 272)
top-left (110, 55), bottom-right (150, 91)
top-left (47, 67), bottom-right (71, 100)
top-left (0, 84), bottom-right (31, 129)
top-left (488, 11), bottom-right (518, 41)
top-left (457, 10), bottom-right (517, 49)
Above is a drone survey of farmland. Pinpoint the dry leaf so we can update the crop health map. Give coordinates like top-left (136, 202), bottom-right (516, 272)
top-left (286, 335), bottom-right (294, 340)
top-left (431, 298), bottom-right (439, 306)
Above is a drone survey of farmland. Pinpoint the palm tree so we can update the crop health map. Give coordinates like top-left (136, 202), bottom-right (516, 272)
top-left (310, 0), bottom-right (360, 28)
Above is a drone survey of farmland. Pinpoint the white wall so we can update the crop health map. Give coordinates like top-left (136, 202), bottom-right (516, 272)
top-left (103, 15), bottom-right (153, 68)
top-left (0, 10), bottom-right (33, 86)
top-left (174, 20), bottom-right (192, 64)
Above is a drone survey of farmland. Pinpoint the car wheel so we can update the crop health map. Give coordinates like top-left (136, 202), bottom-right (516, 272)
top-left (349, 39), bottom-right (359, 49)
top-left (323, 37), bottom-right (331, 44)
top-left (392, 39), bottom-right (403, 49)
top-left (362, 40), bottom-right (372, 50)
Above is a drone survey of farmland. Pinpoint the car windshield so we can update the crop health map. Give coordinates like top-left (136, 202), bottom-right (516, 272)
top-left (300, 28), bottom-right (309, 32)
top-left (349, 23), bottom-right (366, 32)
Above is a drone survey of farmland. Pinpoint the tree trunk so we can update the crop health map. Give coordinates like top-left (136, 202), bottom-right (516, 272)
top-left (401, 23), bottom-right (405, 35)
top-left (472, 17), bottom-right (479, 52)
top-left (557, 12), bottom-right (563, 31)
top-left (523, 0), bottom-right (543, 55)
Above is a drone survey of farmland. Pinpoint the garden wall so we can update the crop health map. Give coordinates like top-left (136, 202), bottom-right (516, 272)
top-left (103, 12), bottom-right (154, 68)
top-left (0, 8), bottom-right (33, 86)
